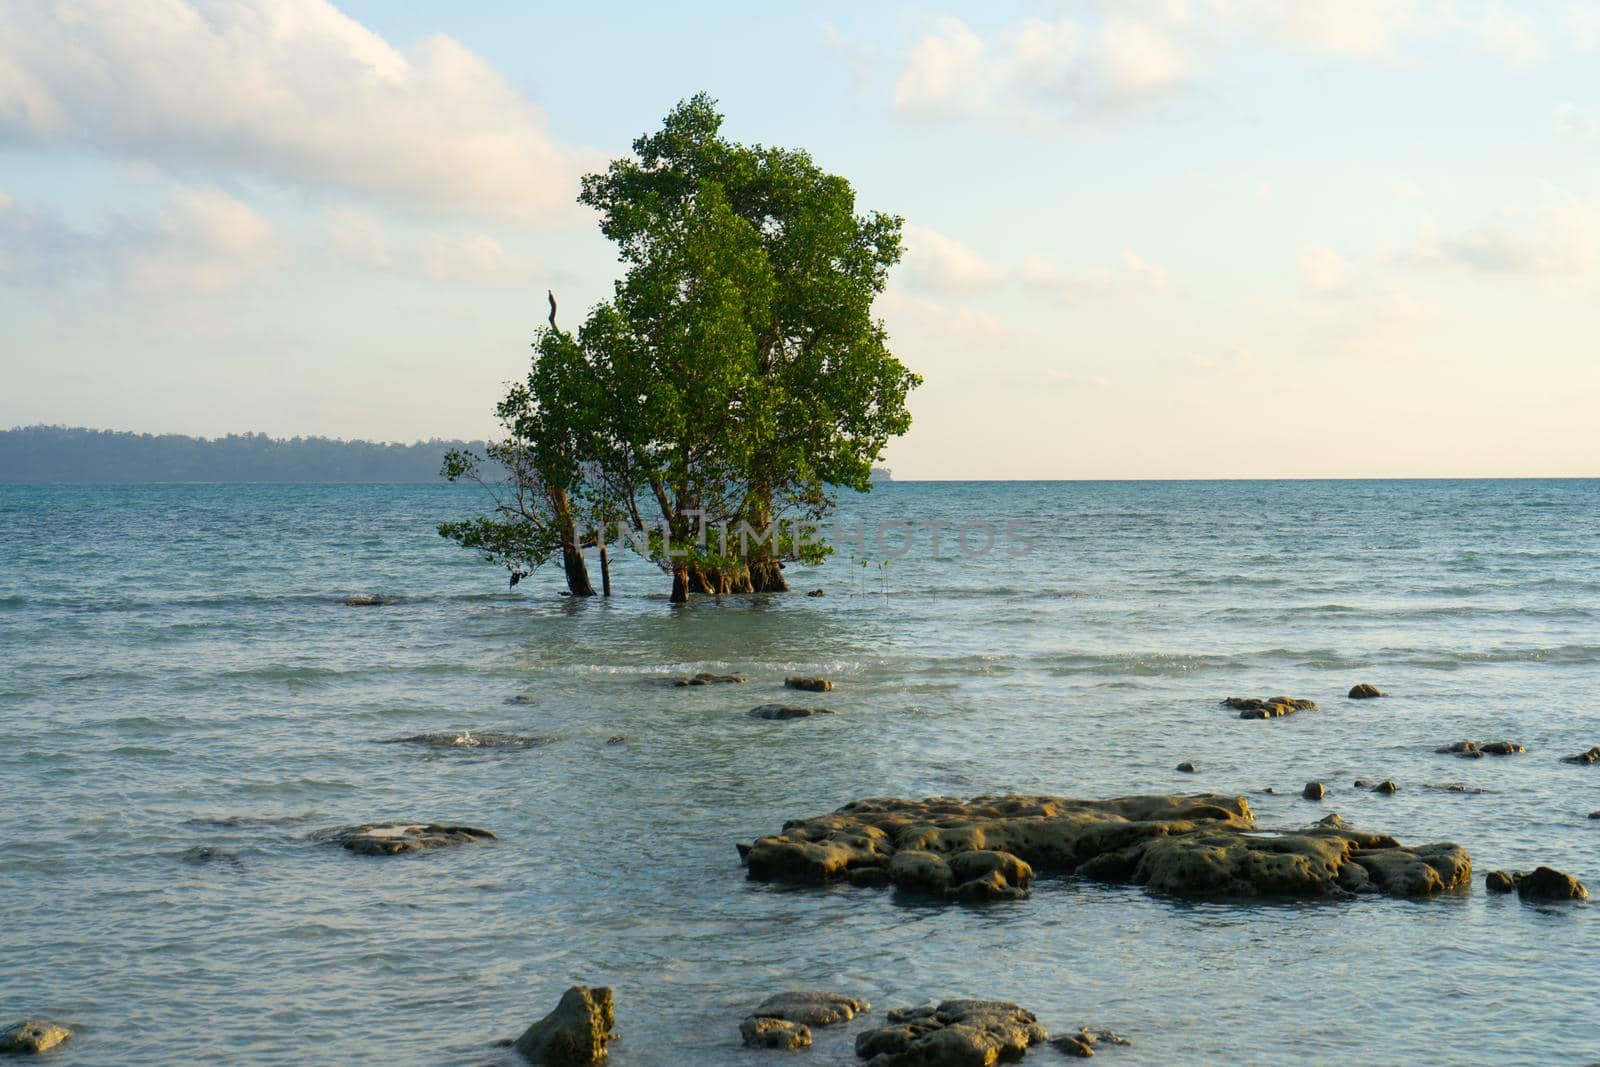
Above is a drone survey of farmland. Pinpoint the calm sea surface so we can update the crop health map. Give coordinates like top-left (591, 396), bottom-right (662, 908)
top-left (3, 480), bottom-right (1599, 1065)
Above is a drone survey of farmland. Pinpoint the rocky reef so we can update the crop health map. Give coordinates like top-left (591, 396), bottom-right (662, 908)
top-left (739, 794), bottom-right (1471, 901)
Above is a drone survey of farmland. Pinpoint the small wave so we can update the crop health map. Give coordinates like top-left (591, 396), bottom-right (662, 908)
top-left (0, 594), bottom-right (25, 609)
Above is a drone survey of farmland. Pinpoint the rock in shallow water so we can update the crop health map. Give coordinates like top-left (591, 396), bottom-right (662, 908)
top-left (1223, 695), bottom-right (1317, 719)
top-left (1302, 782), bottom-right (1326, 800)
top-left (1436, 740), bottom-right (1525, 758)
top-left (342, 594), bottom-right (396, 606)
top-left (1175, 761), bottom-right (1196, 773)
top-left (0, 1019), bottom-right (72, 1054)
top-left (748, 704), bottom-right (835, 720)
top-left (749, 990), bottom-right (869, 1027)
top-left (1052, 1026), bottom-right (1133, 1057)
top-left (311, 822), bottom-right (495, 856)
top-left (1485, 867), bottom-right (1588, 900)
top-left (669, 672), bottom-right (746, 687)
top-left (785, 675), bottom-right (833, 692)
top-left (856, 1000), bottom-right (1048, 1067)
top-left (739, 794), bottom-right (1470, 901)
top-left (514, 985), bottom-right (614, 1065)
top-left (1347, 683), bottom-right (1383, 699)
top-left (740, 1015), bottom-right (811, 1049)
top-left (1562, 745), bottom-right (1600, 765)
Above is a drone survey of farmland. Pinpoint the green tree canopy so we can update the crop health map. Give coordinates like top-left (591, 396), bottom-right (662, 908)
top-left (442, 93), bottom-right (919, 602)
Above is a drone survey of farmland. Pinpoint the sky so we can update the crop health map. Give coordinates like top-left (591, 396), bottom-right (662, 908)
top-left (2, 0), bottom-right (1598, 479)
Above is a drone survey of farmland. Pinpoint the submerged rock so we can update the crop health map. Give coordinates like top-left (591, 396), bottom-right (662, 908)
top-left (0, 1020), bottom-right (72, 1054)
top-left (380, 731), bottom-right (553, 750)
top-left (749, 704), bottom-right (836, 720)
top-left (179, 845), bottom-right (244, 869)
top-left (739, 793), bottom-right (1470, 901)
top-left (1562, 746), bottom-right (1600, 765)
top-left (1052, 1027), bottom-right (1133, 1057)
top-left (1436, 740), bottom-right (1525, 758)
top-left (514, 985), bottom-right (614, 1065)
top-left (855, 1000), bottom-right (1047, 1066)
top-left (1223, 696), bottom-right (1317, 720)
top-left (749, 991), bottom-right (869, 1027)
top-left (342, 594), bottom-right (395, 607)
top-left (1302, 782), bottom-right (1326, 800)
top-left (806, 588), bottom-right (826, 597)
top-left (671, 672), bottom-right (746, 687)
top-left (606, 735), bottom-right (626, 745)
top-left (1175, 761), bottom-right (1196, 773)
top-left (785, 675), bottom-right (834, 693)
top-left (740, 1016), bottom-right (811, 1050)
top-left (311, 822), bottom-right (495, 856)
top-left (1347, 683), bottom-right (1383, 699)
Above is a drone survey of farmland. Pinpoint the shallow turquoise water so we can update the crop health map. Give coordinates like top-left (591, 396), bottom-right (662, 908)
top-left (2, 480), bottom-right (1598, 1065)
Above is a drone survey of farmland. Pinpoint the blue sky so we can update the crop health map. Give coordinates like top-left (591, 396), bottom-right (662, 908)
top-left (2, 1), bottom-right (1597, 477)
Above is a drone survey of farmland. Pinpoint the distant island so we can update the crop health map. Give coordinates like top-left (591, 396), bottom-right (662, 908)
top-left (0, 426), bottom-right (897, 485)
top-left (0, 426), bottom-right (483, 484)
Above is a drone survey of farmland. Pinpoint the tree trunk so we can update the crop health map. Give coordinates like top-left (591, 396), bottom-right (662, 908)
top-left (746, 493), bottom-right (789, 593)
top-left (599, 537), bottom-right (612, 597)
top-left (670, 564), bottom-right (689, 604)
top-left (550, 486), bottom-right (595, 597)
top-left (749, 556), bottom-right (787, 593)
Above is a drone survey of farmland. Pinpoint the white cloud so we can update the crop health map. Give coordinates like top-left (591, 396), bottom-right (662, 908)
top-left (878, 290), bottom-right (1014, 345)
top-left (1409, 197), bottom-right (1599, 280)
top-left (1470, 5), bottom-right (1546, 67)
top-left (892, 11), bottom-right (1192, 120)
top-left (892, 16), bottom-right (990, 119)
top-left (126, 187), bottom-right (282, 293)
top-left (1299, 245), bottom-right (1351, 295)
top-left (884, 2), bottom-right (1552, 123)
top-left (1572, 2), bottom-right (1600, 50)
top-left (324, 207), bottom-right (540, 285)
top-left (1020, 251), bottom-right (1172, 303)
top-left (1212, 0), bottom-right (1416, 58)
top-left (901, 224), bottom-right (1004, 292)
top-left (0, 185), bottom-right (280, 293)
top-left (1556, 102), bottom-right (1600, 140)
top-left (0, 0), bottom-right (596, 227)
top-left (326, 207), bottom-right (394, 270)
top-left (421, 232), bottom-right (539, 285)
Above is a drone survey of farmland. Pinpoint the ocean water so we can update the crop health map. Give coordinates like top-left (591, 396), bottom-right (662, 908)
top-left (2, 480), bottom-right (1599, 1065)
